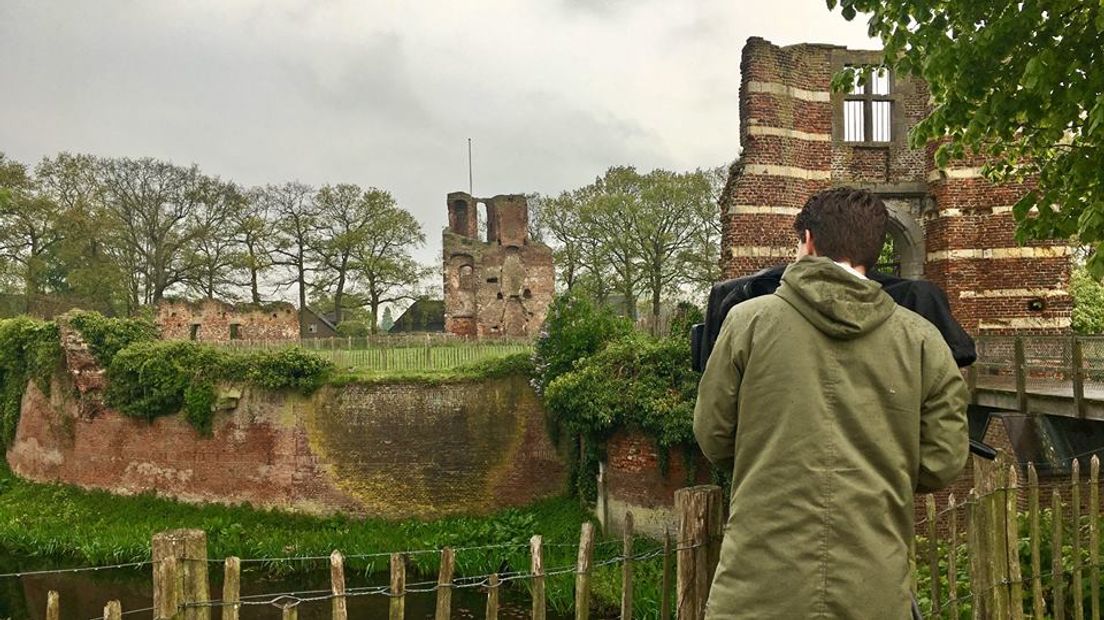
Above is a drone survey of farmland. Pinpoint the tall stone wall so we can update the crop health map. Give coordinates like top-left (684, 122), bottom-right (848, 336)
top-left (443, 192), bottom-right (554, 338)
top-left (7, 373), bottom-right (568, 519)
top-left (156, 299), bottom-right (300, 342)
top-left (722, 37), bottom-right (1072, 334)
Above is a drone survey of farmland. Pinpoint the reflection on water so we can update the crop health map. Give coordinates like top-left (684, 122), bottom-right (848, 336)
top-left (0, 553), bottom-right (574, 620)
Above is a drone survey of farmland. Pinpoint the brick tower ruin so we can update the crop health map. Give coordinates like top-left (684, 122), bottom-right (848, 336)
top-left (722, 37), bottom-right (1072, 334)
top-left (442, 192), bottom-right (554, 337)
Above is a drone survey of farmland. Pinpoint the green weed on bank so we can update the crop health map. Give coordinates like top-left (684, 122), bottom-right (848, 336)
top-left (0, 468), bottom-right (669, 616)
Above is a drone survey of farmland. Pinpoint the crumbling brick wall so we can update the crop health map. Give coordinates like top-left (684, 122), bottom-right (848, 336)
top-left (721, 37), bottom-right (1072, 335)
top-left (156, 299), bottom-right (299, 342)
top-left (443, 192), bottom-right (554, 338)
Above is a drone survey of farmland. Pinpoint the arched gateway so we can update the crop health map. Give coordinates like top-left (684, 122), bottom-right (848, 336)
top-left (722, 38), bottom-right (1072, 335)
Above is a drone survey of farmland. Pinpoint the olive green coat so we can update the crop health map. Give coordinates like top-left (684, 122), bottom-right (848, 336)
top-left (693, 256), bottom-right (968, 619)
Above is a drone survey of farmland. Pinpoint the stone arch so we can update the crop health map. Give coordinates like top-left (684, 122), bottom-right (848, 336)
top-left (882, 198), bottom-right (925, 280)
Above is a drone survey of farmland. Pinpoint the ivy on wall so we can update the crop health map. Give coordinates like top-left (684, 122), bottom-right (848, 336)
top-left (0, 317), bottom-right (61, 449)
top-left (535, 293), bottom-right (712, 501)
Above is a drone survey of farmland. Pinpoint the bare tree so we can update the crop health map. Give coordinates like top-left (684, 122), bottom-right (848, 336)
top-left (264, 182), bottom-right (320, 336)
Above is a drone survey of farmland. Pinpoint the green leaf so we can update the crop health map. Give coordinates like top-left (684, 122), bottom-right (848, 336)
top-left (842, 5), bottom-right (856, 20)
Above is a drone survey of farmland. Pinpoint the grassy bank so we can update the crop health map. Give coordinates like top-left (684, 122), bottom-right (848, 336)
top-left (0, 467), bottom-right (668, 616)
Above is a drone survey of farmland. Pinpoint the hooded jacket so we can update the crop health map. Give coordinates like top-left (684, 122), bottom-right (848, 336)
top-left (693, 256), bottom-right (969, 619)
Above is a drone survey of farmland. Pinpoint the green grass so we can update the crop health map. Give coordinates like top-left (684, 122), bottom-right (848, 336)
top-left (328, 351), bottom-right (536, 385)
top-left (0, 466), bottom-right (670, 616)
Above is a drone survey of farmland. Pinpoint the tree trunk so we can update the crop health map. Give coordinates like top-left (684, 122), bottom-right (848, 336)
top-left (297, 251), bottom-right (307, 338)
top-left (651, 280), bottom-right (662, 336)
top-left (368, 295), bottom-right (380, 335)
top-left (250, 266), bottom-right (261, 303)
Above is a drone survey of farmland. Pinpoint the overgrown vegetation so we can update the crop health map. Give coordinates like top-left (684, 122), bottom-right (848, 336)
top-left (65, 310), bottom-right (158, 366)
top-left (329, 352), bottom-right (535, 386)
top-left (1071, 266), bottom-right (1104, 335)
top-left (534, 292), bottom-right (708, 501)
top-left (105, 342), bottom-right (333, 435)
top-left (0, 317), bottom-right (60, 449)
top-left (0, 467), bottom-right (667, 616)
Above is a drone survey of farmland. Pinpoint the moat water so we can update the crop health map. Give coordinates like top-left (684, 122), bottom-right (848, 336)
top-left (0, 551), bottom-right (575, 620)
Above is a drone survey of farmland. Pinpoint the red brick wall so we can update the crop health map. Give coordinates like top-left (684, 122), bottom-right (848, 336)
top-left (8, 374), bottom-right (568, 520)
top-left (721, 37), bottom-right (1072, 335)
top-left (157, 299), bottom-right (299, 342)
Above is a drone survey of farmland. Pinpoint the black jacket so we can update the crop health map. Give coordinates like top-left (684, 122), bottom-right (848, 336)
top-left (692, 264), bottom-right (976, 372)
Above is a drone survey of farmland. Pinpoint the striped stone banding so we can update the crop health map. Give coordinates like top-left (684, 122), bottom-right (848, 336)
top-left (728, 205), bottom-right (802, 216)
top-left (729, 246), bottom-right (797, 259)
top-left (926, 168), bottom-right (985, 182)
top-left (746, 125), bottom-right (831, 142)
top-left (746, 81), bottom-right (831, 103)
top-left (742, 164), bottom-right (832, 181)
top-left (978, 317), bottom-right (1072, 330)
top-left (928, 205), bottom-right (1036, 218)
top-left (926, 247), bottom-right (1072, 261)
top-left (959, 289), bottom-right (1069, 299)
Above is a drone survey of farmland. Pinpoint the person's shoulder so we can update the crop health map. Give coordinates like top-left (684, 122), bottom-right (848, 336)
top-left (886, 303), bottom-right (945, 344)
top-left (721, 294), bottom-right (788, 329)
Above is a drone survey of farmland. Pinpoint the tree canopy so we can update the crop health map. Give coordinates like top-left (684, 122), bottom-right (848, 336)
top-left (0, 152), bottom-right (428, 323)
top-left (830, 0), bottom-right (1104, 270)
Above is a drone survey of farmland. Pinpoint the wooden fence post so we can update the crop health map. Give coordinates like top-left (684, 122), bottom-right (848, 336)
top-left (1052, 488), bottom-right (1066, 620)
top-left (104, 601), bottom-right (122, 620)
top-left (281, 601), bottom-right (298, 620)
top-left (1014, 336), bottom-right (1027, 412)
top-left (1074, 459), bottom-right (1085, 620)
top-left (1092, 455), bottom-right (1101, 620)
top-left (1006, 466), bottom-right (1023, 620)
top-left (675, 485), bottom-right (724, 620)
top-left (1028, 463), bottom-right (1045, 620)
top-left (222, 557), bottom-right (240, 620)
top-left (926, 494), bottom-right (940, 615)
top-left (967, 489), bottom-right (987, 620)
top-left (621, 512), bottom-right (634, 620)
top-left (45, 591), bottom-right (59, 620)
top-left (390, 553), bottom-right (405, 620)
top-left (661, 528), bottom-right (672, 620)
top-left (575, 522), bottom-right (595, 620)
top-left (486, 573), bottom-right (500, 620)
top-left (331, 551), bottom-right (347, 620)
top-left (152, 529), bottom-right (210, 620)
top-left (435, 547), bottom-right (454, 620)
top-left (530, 536), bottom-right (545, 620)
top-left (1073, 337), bottom-right (1087, 418)
top-left (948, 494), bottom-right (960, 620)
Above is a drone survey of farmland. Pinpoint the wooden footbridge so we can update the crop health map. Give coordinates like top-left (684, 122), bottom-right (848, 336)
top-left (970, 335), bottom-right (1104, 419)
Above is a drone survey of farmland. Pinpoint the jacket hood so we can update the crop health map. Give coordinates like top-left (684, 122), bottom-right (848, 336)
top-left (774, 256), bottom-right (896, 339)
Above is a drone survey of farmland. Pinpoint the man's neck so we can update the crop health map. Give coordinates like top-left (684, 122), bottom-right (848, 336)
top-left (832, 260), bottom-right (867, 280)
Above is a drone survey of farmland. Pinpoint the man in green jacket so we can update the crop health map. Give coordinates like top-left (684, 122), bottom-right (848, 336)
top-left (694, 187), bottom-right (969, 619)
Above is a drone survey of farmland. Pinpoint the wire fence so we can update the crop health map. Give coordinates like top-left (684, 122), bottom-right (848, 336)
top-left (210, 335), bottom-right (534, 373)
top-left (26, 462), bottom-right (1104, 619)
top-left (974, 334), bottom-right (1104, 397)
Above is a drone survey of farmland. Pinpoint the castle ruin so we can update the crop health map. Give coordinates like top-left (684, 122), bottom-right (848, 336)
top-left (442, 192), bottom-right (554, 338)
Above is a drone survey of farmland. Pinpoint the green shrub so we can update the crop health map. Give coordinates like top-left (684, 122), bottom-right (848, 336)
top-left (242, 347), bottom-right (334, 393)
top-left (336, 320), bottom-right (370, 337)
top-left (66, 310), bottom-right (157, 366)
top-left (105, 341), bottom-right (333, 433)
top-left (0, 317), bottom-right (61, 447)
top-left (105, 341), bottom-right (224, 421)
top-left (668, 301), bottom-right (704, 341)
top-left (532, 293), bottom-right (632, 395)
top-left (544, 332), bottom-right (700, 499)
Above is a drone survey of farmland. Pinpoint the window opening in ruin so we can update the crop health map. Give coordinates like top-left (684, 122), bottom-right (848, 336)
top-left (843, 66), bottom-right (892, 143)
top-left (523, 288), bottom-right (532, 299)
top-left (308, 323), bottom-right (317, 334)
top-left (452, 200), bottom-right (469, 231)
top-left (487, 277), bottom-right (498, 283)
top-left (189, 324), bottom-right (200, 341)
top-left (229, 324), bottom-right (241, 340)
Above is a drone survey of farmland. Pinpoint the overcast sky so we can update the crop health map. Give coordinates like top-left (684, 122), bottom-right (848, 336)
top-left (0, 0), bottom-right (875, 273)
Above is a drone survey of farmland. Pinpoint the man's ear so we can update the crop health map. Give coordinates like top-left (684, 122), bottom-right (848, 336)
top-left (804, 230), bottom-right (817, 256)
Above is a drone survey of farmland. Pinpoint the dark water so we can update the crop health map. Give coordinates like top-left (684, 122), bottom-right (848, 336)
top-left (0, 553), bottom-right (575, 620)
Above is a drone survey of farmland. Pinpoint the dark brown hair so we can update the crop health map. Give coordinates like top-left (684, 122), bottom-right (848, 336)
top-left (792, 187), bottom-right (888, 271)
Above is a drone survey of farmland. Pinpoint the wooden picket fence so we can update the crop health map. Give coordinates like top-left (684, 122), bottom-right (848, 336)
top-left (70, 487), bottom-right (722, 620)
top-left (215, 335), bottom-right (533, 373)
top-left (44, 459), bottom-right (1104, 618)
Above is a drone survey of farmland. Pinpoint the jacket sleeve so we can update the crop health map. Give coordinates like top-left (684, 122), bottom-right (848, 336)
top-left (916, 338), bottom-right (970, 493)
top-left (693, 312), bottom-right (745, 473)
